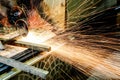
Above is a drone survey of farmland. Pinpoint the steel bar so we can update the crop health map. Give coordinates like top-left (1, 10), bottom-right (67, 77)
top-left (0, 55), bottom-right (49, 79)
top-left (15, 41), bottom-right (51, 52)
top-left (0, 49), bottom-right (41, 74)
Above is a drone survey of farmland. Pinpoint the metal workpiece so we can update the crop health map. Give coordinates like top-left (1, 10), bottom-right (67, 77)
top-left (15, 41), bottom-right (51, 52)
top-left (0, 55), bottom-right (49, 79)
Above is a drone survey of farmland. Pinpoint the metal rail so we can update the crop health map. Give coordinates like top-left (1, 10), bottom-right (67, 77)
top-left (0, 55), bottom-right (49, 79)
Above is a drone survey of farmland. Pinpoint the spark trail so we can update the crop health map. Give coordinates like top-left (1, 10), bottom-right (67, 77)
top-left (18, 0), bottom-right (120, 79)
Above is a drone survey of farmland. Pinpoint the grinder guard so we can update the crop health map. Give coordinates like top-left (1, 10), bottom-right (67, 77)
top-left (7, 6), bottom-right (28, 36)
